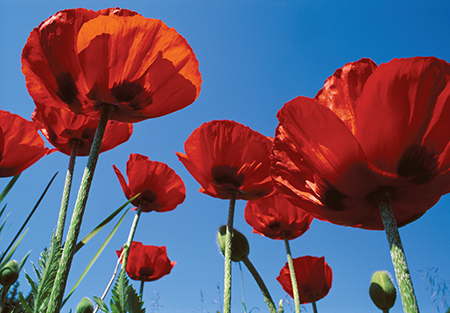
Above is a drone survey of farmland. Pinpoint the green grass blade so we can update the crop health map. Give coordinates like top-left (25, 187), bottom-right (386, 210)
top-left (62, 209), bottom-right (129, 307)
top-left (19, 250), bottom-right (31, 271)
top-left (0, 172), bottom-right (57, 265)
top-left (19, 291), bottom-right (34, 313)
top-left (0, 229), bottom-right (29, 269)
top-left (0, 174), bottom-right (20, 205)
top-left (75, 194), bottom-right (139, 253)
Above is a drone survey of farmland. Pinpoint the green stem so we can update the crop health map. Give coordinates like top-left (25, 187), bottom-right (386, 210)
top-left (311, 299), bottom-right (318, 313)
top-left (47, 105), bottom-right (112, 313)
top-left (238, 262), bottom-right (247, 313)
top-left (223, 190), bottom-right (237, 313)
top-left (378, 192), bottom-right (419, 313)
top-left (121, 203), bottom-right (143, 272)
top-left (55, 141), bottom-right (79, 247)
top-left (284, 233), bottom-right (300, 313)
top-left (242, 256), bottom-right (277, 313)
top-left (140, 280), bottom-right (145, 299)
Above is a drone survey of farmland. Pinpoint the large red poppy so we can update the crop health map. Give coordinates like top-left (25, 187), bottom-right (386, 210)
top-left (32, 104), bottom-right (132, 156)
top-left (277, 256), bottom-right (332, 304)
top-left (113, 153), bottom-right (185, 213)
top-left (0, 110), bottom-right (49, 177)
top-left (245, 192), bottom-right (313, 240)
top-left (272, 57), bottom-right (450, 230)
top-left (116, 241), bottom-right (175, 281)
top-left (176, 120), bottom-right (275, 200)
top-left (21, 8), bottom-right (202, 123)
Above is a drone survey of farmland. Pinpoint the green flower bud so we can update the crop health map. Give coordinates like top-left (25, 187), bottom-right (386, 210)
top-left (0, 260), bottom-right (20, 287)
top-left (77, 297), bottom-right (94, 313)
top-left (369, 270), bottom-right (397, 311)
top-left (217, 225), bottom-right (250, 262)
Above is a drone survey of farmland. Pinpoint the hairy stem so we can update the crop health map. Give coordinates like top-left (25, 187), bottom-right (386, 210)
top-left (378, 192), bottom-right (419, 313)
top-left (242, 256), bottom-right (277, 313)
top-left (223, 190), bottom-right (237, 313)
top-left (121, 203), bottom-right (143, 271)
top-left (47, 106), bottom-right (112, 313)
top-left (55, 141), bottom-right (79, 247)
top-left (284, 233), bottom-right (300, 313)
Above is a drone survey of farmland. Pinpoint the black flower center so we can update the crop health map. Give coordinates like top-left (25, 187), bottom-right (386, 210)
top-left (56, 72), bottom-right (80, 106)
top-left (397, 144), bottom-right (438, 185)
top-left (141, 190), bottom-right (157, 204)
top-left (138, 267), bottom-right (154, 279)
top-left (319, 182), bottom-right (347, 211)
top-left (211, 165), bottom-right (245, 188)
top-left (268, 221), bottom-right (281, 230)
top-left (111, 81), bottom-right (152, 110)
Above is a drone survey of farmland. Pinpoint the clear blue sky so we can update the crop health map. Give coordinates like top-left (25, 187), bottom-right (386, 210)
top-left (1, 1), bottom-right (449, 312)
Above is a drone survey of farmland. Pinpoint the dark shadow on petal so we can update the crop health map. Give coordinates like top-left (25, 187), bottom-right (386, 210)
top-left (397, 144), bottom-right (438, 185)
top-left (211, 165), bottom-right (245, 188)
top-left (111, 81), bottom-right (153, 110)
top-left (318, 181), bottom-right (347, 211)
top-left (56, 72), bottom-right (80, 107)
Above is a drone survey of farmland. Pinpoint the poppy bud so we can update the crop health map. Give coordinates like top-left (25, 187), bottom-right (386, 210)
top-left (369, 270), bottom-right (397, 310)
top-left (217, 225), bottom-right (250, 262)
top-left (76, 297), bottom-right (94, 313)
top-left (0, 260), bottom-right (19, 286)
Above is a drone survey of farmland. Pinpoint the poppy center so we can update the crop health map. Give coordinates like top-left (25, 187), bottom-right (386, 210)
top-left (141, 190), bottom-right (157, 204)
top-left (397, 144), bottom-right (438, 185)
top-left (138, 267), bottom-right (154, 279)
top-left (111, 81), bottom-right (153, 110)
top-left (56, 72), bottom-right (80, 106)
top-left (268, 221), bottom-right (281, 230)
top-left (211, 165), bottom-right (245, 188)
top-left (319, 182), bottom-right (347, 211)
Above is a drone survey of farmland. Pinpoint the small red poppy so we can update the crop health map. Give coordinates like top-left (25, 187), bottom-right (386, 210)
top-left (245, 192), bottom-right (313, 240)
top-left (116, 241), bottom-right (175, 281)
top-left (113, 153), bottom-right (185, 213)
top-left (22, 8), bottom-right (202, 123)
top-left (277, 256), bottom-right (333, 304)
top-left (176, 120), bottom-right (275, 200)
top-left (272, 57), bottom-right (450, 229)
top-left (0, 110), bottom-right (49, 177)
top-left (32, 104), bottom-right (132, 156)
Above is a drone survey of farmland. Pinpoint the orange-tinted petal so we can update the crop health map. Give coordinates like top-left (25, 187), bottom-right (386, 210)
top-left (22, 8), bottom-right (201, 123)
top-left (114, 154), bottom-right (185, 212)
top-left (245, 192), bottom-right (313, 240)
top-left (315, 58), bottom-right (377, 134)
top-left (356, 57), bottom-right (450, 173)
top-left (177, 120), bottom-right (274, 200)
top-left (0, 110), bottom-right (49, 177)
top-left (32, 104), bottom-right (132, 156)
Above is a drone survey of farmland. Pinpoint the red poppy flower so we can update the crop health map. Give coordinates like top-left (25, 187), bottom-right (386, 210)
top-left (272, 57), bottom-right (450, 230)
top-left (22, 8), bottom-right (202, 123)
top-left (113, 153), bottom-right (185, 212)
top-left (245, 192), bottom-right (313, 240)
top-left (176, 120), bottom-right (275, 200)
top-left (0, 110), bottom-right (49, 177)
top-left (32, 104), bottom-right (132, 156)
top-left (116, 241), bottom-right (175, 281)
top-left (277, 256), bottom-right (332, 304)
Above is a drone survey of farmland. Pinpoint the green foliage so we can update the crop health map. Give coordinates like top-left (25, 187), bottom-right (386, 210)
top-left (108, 270), bottom-right (145, 313)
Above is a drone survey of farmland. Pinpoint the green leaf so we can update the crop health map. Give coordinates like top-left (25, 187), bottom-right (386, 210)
top-left (0, 172), bottom-right (57, 265)
top-left (0, 174), bottom-right (20, 205)
top-left (111, 270), bottom-right (129, 313)
top-left (126, 285), bottom-right (145, 313)
top-left (34, 233), bottom-right (62, 313)
top-left (19, 291), bottom-right (34, 313)
top-left (19, 250), bottom-right (31, 271)
top-left (94, 296), bottom-right (110, 313)
top-left (0, 229), bottom-right (28, 269)
top-left (62, 209), bottom-right (128, 306)
top-left (75, 194), bottom-right (139, 253)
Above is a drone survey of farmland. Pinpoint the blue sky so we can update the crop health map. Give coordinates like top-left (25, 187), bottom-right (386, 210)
top-left (1, 1), bottom-right (449, 312)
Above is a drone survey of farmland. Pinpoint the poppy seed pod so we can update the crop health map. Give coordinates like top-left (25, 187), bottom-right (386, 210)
top-left (0, 260), bottom-right (20, 287)
top-left (76, 297), bottom-right (94, 313)
top-left (217, 225), bottom-right (249, 262)
top-left (369, 271), bottom-right (397, 310)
